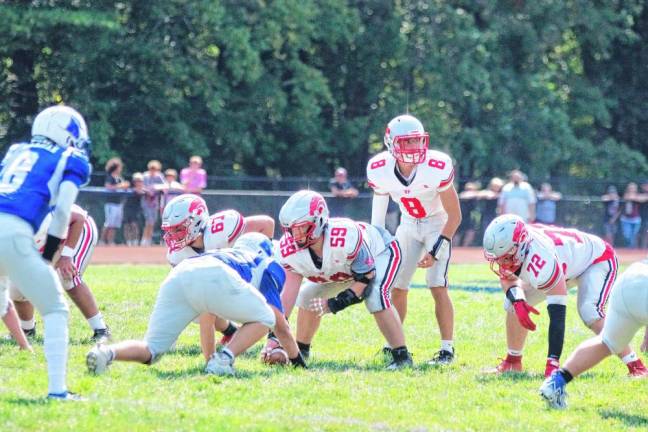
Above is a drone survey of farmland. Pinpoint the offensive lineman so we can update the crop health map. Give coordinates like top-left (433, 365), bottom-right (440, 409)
top-left (10, 203), bottom-right (110, 342)
top-left (367, 114), bottom-right (461, 364)
top-left (540, 258), bottom-right (648, 408)
top-left (0, 105), bottom-right (91, 400)
top-left (277, 190), bottom-right (412, 369)
top-left (161, 193), bottom-right (276, 344)
top-left (86, 234), bottom-right (305, 376)
top-left (483, 215), bottom-right (647, 377)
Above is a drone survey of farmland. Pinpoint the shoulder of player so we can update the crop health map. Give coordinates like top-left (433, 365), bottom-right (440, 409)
top-left (328, 218), bottom-right (363, 258)
top-left (522, 240), bottom-right (561, 288)
top-left (366, 152), bottom-right (394, 176)
top-left (210, 209), bottom-right (243, 221)
top-left (276, 234), bottom-right (305, 267)
top-left (426, 149), bottom-right (452, 163)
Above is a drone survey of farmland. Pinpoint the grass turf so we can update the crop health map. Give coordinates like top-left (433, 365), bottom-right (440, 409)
top-left (0, 264), bottom-right (647, 431)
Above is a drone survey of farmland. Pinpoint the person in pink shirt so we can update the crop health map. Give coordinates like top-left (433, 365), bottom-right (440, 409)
top-left (181, 156), bottom-right (207, 194)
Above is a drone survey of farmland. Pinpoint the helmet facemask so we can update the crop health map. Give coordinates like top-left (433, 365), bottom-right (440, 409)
top-left (162, 218), bottom-right (198, 252)
top-left (484, 221), bottom-right (529, 278)
top-left (389, 133), bottom-right (429, 164)
top-left (283, 221), bottom-right (319, 250)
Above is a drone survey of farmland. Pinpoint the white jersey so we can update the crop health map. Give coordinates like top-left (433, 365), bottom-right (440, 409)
top-left (34, 204), bottom-right (87, 251)
top-left (367, 150), bottom-right (454, 220)
top-left (167, 209), bottom-right (245, 266)
top-left (517, 225), bottom-right (611, 291)
top-left (278, 218), bottom-right (388, 284)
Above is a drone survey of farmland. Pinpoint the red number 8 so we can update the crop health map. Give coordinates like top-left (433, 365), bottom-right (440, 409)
top-left (428, 159), bottom-right (446, 169)
top-left (400, 197), bottom-right (427, 218)
top-left (370, 159), bottom-right (386, 169)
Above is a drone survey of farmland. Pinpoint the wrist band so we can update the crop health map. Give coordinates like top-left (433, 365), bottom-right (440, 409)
top-left (61, 246), bottom-right (75, 257)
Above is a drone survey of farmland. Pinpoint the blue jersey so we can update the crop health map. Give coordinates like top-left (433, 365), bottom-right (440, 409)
top-left (207, 249), bottom-right (286, 312)
top-left (0, 142), bottom-right (90, 231)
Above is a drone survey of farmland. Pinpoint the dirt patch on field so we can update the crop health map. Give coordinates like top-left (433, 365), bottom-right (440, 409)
top-left (92, 246), bottom-right (646, 265)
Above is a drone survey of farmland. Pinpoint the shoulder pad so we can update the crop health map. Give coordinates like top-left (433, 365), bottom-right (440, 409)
top-left (329, 218), bottom-right (363, 260)
top-left (366, 151), bottom-right (392, 192)
top-left (524, 243), bottom-right (562, 290)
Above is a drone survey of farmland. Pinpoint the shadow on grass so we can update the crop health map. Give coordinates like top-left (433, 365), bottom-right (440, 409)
top-left (600, 409), bottom-right (648, 427)
top-left (7, 396), bottom-right (48, 406)
top-left (474, 371), bottom-right (542, 383)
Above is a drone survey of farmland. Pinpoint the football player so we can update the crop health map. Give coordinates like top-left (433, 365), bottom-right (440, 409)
top-left (276, 190), bottom-right (412, 369)
top-left (86, 234), bottom-right (305, 376)
top-left (540, 258), bottom-right (648, 408)
top-left (0, 105), bottom-right (91, 400)
top-left (161, 194), bottom-right (275, 345)
top-left (9, 204), bottom-right (110, 342)
top-left (483, 214), bottom-right (648, 377)
top-left (367, 114), bottom-right (461, 365)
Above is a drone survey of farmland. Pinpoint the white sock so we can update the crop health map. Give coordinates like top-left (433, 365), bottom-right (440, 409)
top-left (87, 313), bottom-right (106, 331)
top-left (20, 318), bottom-right (35, 331)
top-left (507, 348), bottom-right (523, 357)
top-left (43, 312), bottom-right (69, 395)
top-left (441, 340), bottom-right (454, 352)
top-left (622, 351), bottom-right (639, 364)
top-left (221, 347), bottom-right (235, 364)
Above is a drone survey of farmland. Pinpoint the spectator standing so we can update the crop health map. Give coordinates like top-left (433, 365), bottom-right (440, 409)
top-left (101, 158), bottom-right (129, 245)
top-left (479, 177), bottom-right (504, 231)
top-left (535, 182), bottom-right (562, 225)
top-left (123, 172), bottom-right (145, 246)
top-left (601, 185), bottom-right (621, 246)
top-left (180, 155), bottom-right (207, 194)
top-left (141, 160), bottom-right (165, 246)
top-left (620, 182), bottom-right (642, 248)
top-left (457, 181), bottom-right (481, 246)
top-left (498, 170), bottom-right (536, 222)
top-left (329, 167), bottom-right (359, 217)
top-left (159, 168), bottom-right (185, 213)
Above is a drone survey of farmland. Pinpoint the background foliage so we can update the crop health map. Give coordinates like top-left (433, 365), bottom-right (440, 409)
top-left (0, 0), bottom-right (647, 182)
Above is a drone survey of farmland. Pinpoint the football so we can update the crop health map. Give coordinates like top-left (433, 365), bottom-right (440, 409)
top-left (264, 347), bottom-right (289, 366)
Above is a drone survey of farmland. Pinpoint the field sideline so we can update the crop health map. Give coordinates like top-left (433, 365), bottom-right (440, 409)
top-left (1, 264), bottom-right (647, 431)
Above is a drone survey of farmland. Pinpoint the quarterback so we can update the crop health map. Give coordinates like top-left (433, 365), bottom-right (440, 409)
top-left (483, 215), bottom-right (647, 378)
top-left (540, 258), bottom-right (648, 408)
top-left (161, 193), bottom-right (275, 345)
top-left (277, 190), bottom-right (412, 369)
top-left (87, 234), bottom-right (305, 376)
top-left (0, 105), bottom-right (91, 400)
top-left (9, 204), bottom-right (110, 342)
top-left (367, 114), bottom-right (461, 364)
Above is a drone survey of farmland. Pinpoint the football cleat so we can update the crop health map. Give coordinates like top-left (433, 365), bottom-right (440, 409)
top-left (23, 327), bottom-right (36, 338)
top-left (427, 348), bottom-right (454, 366)
top-left (544, 357), bottom-right (560, 378)
top-left (47, 391), bottom-right (85, 402)
top-left (627, 359), bottom-right (648, 378)
top-left (484, 355), bottom-right (523, 374)
top-left (386, 355), bottom-right (413, 371)
top-left (90, 327), bottom-right (112, 344)
top-left (539, 371), bottom-right (568, 409)
top-left (86, 344), bottom-right (114, 375)
top-left (205, 350), bottom-right (235, 376)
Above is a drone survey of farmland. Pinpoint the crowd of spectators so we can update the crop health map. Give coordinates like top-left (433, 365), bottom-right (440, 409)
top-left (99, 156), bottom-right (207, 246)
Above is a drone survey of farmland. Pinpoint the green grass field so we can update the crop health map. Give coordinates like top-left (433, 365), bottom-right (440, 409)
top-left (1, 264), bottom-right (647, 431)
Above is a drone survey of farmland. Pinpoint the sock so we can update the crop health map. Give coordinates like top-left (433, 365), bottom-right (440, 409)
top-left (507, 348), bottom-right (523, 357)
top-left (220, 347), bottom-right (234, 364)
top-left (505, 353), bottom-right (522, 363)
top-left (622, 351), bottom-right (639, 364)
top-left (43, 312), bottom-right (69, 395)
top-left (290, 352), bottom-right (307, 368)
top-left (297, 341), bottom-right (310, 357)
top-left (222, 322), bottom-right (237, 337)
top-left (391, 346), bottom-right (411, 362)
top-left (558, 368), bottom-right (573, 383)
top-left (20, 318), bottom-right (35, 331)
top-left (441, 340), bottom-right (454, 353)
top-left (87, 313), bottom-right (106, 331)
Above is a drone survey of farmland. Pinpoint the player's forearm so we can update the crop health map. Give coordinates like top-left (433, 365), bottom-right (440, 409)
top-left (371, 193), bottom-right (389, 228)
top-left (199, 313), bottom-right (217, 361)
top-left (48, 181), bottom-right (79, 239)
top-left (440, 186), bottom-right (462, 238)
top-left (65, 210), bottom-right (85, 248)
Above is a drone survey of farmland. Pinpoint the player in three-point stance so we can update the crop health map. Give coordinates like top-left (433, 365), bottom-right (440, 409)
top-left (0, 105), bottom-right (91, 400)
top-left (277, 190), bottom-right (412, 369)
top-left (161, 193), bottom-right (275, 346)
top-left (86, 233), bottom-right (305, 376)
top-left (367, 114), bottom-right (461, 365)
top-left (540, 258), bottom-right (648, 408)
top-left (483, 214), bottom-right (648, 378)
top-left (9, 204), bottom-right (110, 342)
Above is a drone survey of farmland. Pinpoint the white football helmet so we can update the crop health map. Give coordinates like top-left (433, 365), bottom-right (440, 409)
top-left (279, 190), bottom-right (329, 249)
top-left (161, 194), bottom-right (209, 251)
top-left (384, 114), bottom-right (429, 164)
top-left (234, 232), bottom-right (275, 259)
top-left (32, 105), bottom-right (90, 152)
top-left (483, 214), bottom-right (531, 278)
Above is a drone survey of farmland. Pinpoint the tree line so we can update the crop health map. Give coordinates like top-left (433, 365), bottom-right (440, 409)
top-left (1, 0), bottom-right (647, 187)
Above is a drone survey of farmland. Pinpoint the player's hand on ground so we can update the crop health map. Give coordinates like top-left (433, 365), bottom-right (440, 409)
top-left (308, 298), bottom-right (330, 316)
top-left (56, 256), bottom-right (77, 280)
top-left (417, 253), bottom-right (436, 268)
top-left (512, 301), bottom-right (540, 331)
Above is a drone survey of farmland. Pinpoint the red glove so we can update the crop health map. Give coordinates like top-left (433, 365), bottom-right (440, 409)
top-left (512, 301), bottom-right (540, 331)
